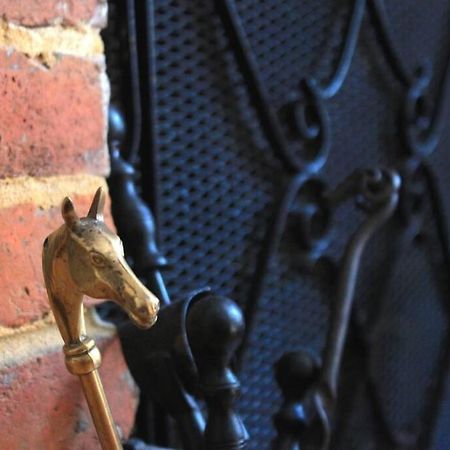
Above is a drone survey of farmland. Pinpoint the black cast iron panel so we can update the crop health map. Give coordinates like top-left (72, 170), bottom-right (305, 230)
top-left (103, 1), bottom-right (450, 448)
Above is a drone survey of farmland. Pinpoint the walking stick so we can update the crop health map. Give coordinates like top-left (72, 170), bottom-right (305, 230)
top-left (42, 187), bottom-right (160, 449)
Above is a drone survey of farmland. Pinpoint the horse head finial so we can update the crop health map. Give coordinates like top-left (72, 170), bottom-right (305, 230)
top-left (43, 187), bottom-right (160, 344)
top-left (43, 187), bottom-right (159, 448)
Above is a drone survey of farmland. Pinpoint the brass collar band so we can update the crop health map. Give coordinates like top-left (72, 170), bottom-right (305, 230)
top-left (64, 336), bottom-right (102, 375)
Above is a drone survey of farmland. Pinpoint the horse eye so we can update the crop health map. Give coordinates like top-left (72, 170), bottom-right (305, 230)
top-left (90, 252), bottom-right (106, 267)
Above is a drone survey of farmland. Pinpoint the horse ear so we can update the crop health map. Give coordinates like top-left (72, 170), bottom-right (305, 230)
top-left (87, 187), bottom-right (106, 221)
top-left (61, 197), bottom-right (79, 228)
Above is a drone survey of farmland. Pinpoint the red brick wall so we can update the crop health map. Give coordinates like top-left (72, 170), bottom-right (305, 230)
top-left (0, 2), bottom-right (139, 448)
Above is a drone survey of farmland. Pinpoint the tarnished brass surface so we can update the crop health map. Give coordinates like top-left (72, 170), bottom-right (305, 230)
top-left (42, 187), bottom-right (160, 450)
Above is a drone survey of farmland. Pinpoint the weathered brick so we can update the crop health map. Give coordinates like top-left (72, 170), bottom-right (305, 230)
top-left (0, 0), bottom-right (107, 28)
top-left (0, 179), bottom-right (112, 328)
top-left (0, 50), bottom-right (109, 179)
top-left (0, 336), bottom-right (138, 450)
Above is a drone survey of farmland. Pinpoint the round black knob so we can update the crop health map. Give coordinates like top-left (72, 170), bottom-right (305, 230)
top-left (186, 293), bottom-right (248, 450)
top-left (187, 293), bottom-right (244, 380)
top-left (274, 350), bottom-right (319, 400)
top-left (108, 104), bottom-right (127, 144)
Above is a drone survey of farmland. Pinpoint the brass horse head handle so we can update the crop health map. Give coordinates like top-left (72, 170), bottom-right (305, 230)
top-left (43, 187), bottom-right (159, 344)
top-left (42, 187), bottom-right (160, 449)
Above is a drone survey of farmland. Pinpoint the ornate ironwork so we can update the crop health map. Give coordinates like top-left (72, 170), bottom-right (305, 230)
top-left (102, 0), bottom-right (450, 448)
top-left (272, 168), bottom-right (400, 449)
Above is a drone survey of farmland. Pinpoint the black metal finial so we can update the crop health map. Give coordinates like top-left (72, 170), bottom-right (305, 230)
top-left (272, 351), bottom-right (320, 450)
top-left (107, 105), bottom-right (170, 306)
top-left (109, 104), bottom-right (128, 144)
top-left (186, 293), bottom-right (249, 450)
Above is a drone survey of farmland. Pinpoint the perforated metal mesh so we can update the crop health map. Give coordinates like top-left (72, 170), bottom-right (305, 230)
top-left (105, 1), bottom-right (450, 448)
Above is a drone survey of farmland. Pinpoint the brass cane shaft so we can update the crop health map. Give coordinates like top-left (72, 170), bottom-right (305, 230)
top-left (64, 336), bottom-right (122, 450)
top-left (79, 370), bottom-right (122, 450)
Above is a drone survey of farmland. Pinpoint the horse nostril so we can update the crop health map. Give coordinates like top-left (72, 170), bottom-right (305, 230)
top-left (137, 306), bottom-right (151, 317)
top-left (131, 304), bottom-right (158, 329)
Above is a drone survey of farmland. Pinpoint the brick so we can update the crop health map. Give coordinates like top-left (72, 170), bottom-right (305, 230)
top-left (0, 178), bottom-right (113, 328)
top-left (0, 0), bottom-right (107, 28)
top-left (0, 337), bottom-right (138, 449)
top-left (0, 50), bottom-right (109, 179)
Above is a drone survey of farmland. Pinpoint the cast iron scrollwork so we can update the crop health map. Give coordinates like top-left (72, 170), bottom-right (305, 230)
top-left (236, 174), bottom-right (331, 366)
top-left (214, 0), bottom-right (365, 174)
top-left (272, 168), bottom-right (401, 450)
top-left (401, 57), bottom-right (450, 159)
top-left (215, 0), bottom-right (450, 174)
top-left (103, 0), bottom-right (450, 448)
top-left (216, 0), bottom-right (450, 446)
